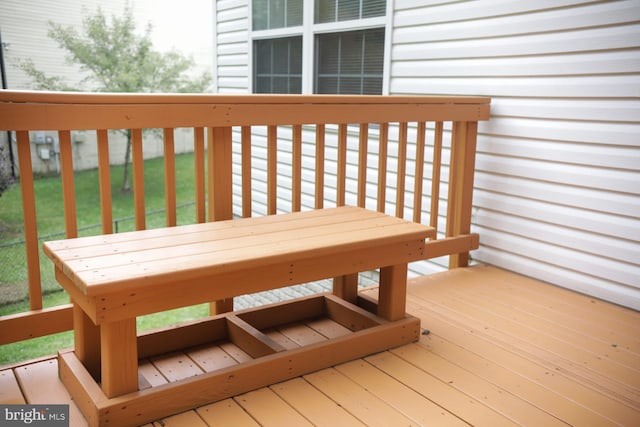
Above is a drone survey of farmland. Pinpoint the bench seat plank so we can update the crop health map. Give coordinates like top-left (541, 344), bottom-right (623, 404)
top-left (44, 207), bottom-right (434, 297)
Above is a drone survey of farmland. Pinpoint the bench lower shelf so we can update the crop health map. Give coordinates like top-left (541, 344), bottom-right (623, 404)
top-left (58, 293), bottom-right (421, 427)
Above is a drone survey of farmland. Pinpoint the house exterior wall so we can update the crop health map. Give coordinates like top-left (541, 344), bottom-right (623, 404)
top-left (214, 0), bottom-right (640, 309)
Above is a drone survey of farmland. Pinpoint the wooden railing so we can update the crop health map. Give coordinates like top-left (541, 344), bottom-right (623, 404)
top-left (0, 91), bottom-right (490, 348)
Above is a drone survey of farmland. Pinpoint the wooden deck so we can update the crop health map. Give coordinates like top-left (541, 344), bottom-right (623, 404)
top-left (1, 265), bottom-right (639, 426)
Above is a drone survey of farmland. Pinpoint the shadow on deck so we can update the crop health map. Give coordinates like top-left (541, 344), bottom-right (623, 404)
top-left (2, 265), bottom-right (639, 426)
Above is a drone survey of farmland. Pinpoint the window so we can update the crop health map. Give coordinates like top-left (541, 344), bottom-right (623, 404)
top-left (251, 0), bottom-right (387, 94)
top-left (254, 37), bottom-right (303, 94)
top-left (315, 28), bottom-right (384, 94)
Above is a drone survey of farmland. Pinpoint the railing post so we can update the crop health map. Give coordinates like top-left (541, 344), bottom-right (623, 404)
top-left (208, 126), bottom-right (234, 314)
top-left (16, 131), bottom-right (42, 310)
top-left (446, 121), bottom-right (479, 268)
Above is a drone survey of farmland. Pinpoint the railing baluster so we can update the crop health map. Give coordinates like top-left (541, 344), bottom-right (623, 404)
top-left (446, 122), bottom-right (461, 240)
top-left (208, 126), bottom-right (233, 222)
top-left (337, 124), bottom-right (347, 206)
top-left (413, 122), bottom-right (426, 224)
top-left (16, 131), bottom-right (42, 310)
top-left (315, 124), bottom-right (325, 209)
top-left (358, 124), bottom-right (368, 208)
top-left (163, 128), bottom-right (177, 227)
top-left (396, 122), bottom-right (408, 218)
top-left (241, 126), bottom-right (252, 217)
top-left (132, 128), bottom-right (145, 230)
top-left (292, 124), bottom-right (302, 212)
top-left (194, 127), bottom-right (206, 223)
top-left (430, 122), bottom-right (443, 234)
top-left (58, 130), bottom-right (77, 238)
top-left (267, 125), bottom-right (278, 215)
top-left (377, 123), bottom-right (388, 213)
top-left (97, 129), bottom-right (113, 234)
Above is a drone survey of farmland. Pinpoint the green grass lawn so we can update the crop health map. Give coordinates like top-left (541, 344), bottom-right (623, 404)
top-left (0, 152), bottom-right (211, 365)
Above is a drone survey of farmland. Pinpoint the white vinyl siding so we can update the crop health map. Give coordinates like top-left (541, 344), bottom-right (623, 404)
top-left (390, 0), bottom-right (640, 309)
top-left (214, 0), bottom-right (251, 93)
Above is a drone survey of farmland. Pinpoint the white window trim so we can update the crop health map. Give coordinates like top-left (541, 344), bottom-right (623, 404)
top-left (249, 0), bottom-right (393, 95)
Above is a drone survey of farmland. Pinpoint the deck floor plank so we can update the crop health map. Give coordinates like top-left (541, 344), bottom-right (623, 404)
top-left (365, 351), bottom-right (517, 426)
top-left (151, 410), bottom-right (208, 426)
top-left (389, 343), bottom-right (568, 426)
top-left (4, 265), bottom-right (639, 427)
top-left (0, 369), bottom-right (25, 404)
top-left (419, 331), bottom-right (619, 427)
top-left (406, 273), bottom-right (640, 405)
top-left (462, 273), bottom-right (640, 358)
top-left (12, 359), bottom-right (88, 427)
top-left (303, 367), bottom-right (423, 427)
top-left (150, 351), bottom-right (204, 382)
top-left (479, 266), bottom-right (640, 329)
top-left (196, 399), bottom-right (260, 426)
top-left (139, 359), bottom-right (169, 387)
top-left (187, 344), bottom-right (239, 372)
top-left (414, 279), bottom-right (639, 381)
top-left (277, 323), bottom-right (327, 346)
top-left (404, 289), bottom-right (639, 425)
top-left (270, 377), bottom-right (367, 427)
top-left (219, 342), bottom-right (253, 363)
top-left (334, 358), bottom-right (470, 427)
top-left (234, 387), bottom-right (314, 426)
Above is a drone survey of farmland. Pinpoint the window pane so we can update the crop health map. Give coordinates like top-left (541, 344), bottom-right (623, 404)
top-left (315, 0), bottom-right (385, 23)
top-left (288, 0), bottom-right (303, 26)
top-left (253, 0), bottom-right (268, 30)
top-left (363, 28), bottom-right (384, 73)
top-left (254, 0), bottom-right (303, 30)
top-left (338, 0), bottom-right (359, 21)
top-left (315, 0), bottom-right (336, 23)
top-left (339, 32), bottom-right (363, 74)
top-left (255, 42), bottom-right (272, 74)
top-left (363, 77), bottom-right (382, 94)
top-left (363, 0), bottom-right (386, 18)
top-left (317, 77), bottom-right (338, 94)
top-left (315, 28), bottom-right (384, 95)
top-left (270, 0), bottom-right (285, 28)
top-left (254, 37), bottom-right (302, 94)
top-left (317, 33), bottom-right (339, 74)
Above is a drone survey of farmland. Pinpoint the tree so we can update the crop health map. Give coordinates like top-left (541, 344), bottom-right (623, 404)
top-left (20, 5), bottom-right (211, 191)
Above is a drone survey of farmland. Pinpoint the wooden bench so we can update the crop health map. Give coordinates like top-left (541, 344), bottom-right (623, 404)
top-left (44, 206), bottom-right (434, 426)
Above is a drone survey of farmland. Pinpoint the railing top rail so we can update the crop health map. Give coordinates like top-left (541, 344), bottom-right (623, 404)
top-left (0, 91), bottom-right (490, 131)
top-left (0, 90), bottom-right (490, 106)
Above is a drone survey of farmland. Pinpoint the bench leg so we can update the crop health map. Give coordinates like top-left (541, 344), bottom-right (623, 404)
top-left (333, 273), bottom-right (358, 303)
top-left (73, 303), bottom-right (101, 381)
top-left (210, 298), bottom-right (234, 315)
top-left (378, 264), bottom-right (408, 321)
top-left (100, 318), bottom-right (138, 398)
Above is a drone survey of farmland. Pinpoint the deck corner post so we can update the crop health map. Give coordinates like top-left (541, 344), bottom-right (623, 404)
top-left (446, 121), bottom-right (479, 269)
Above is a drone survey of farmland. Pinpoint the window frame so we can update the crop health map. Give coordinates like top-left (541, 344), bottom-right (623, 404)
top-left (249, 0), bottom-right (392, 95)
